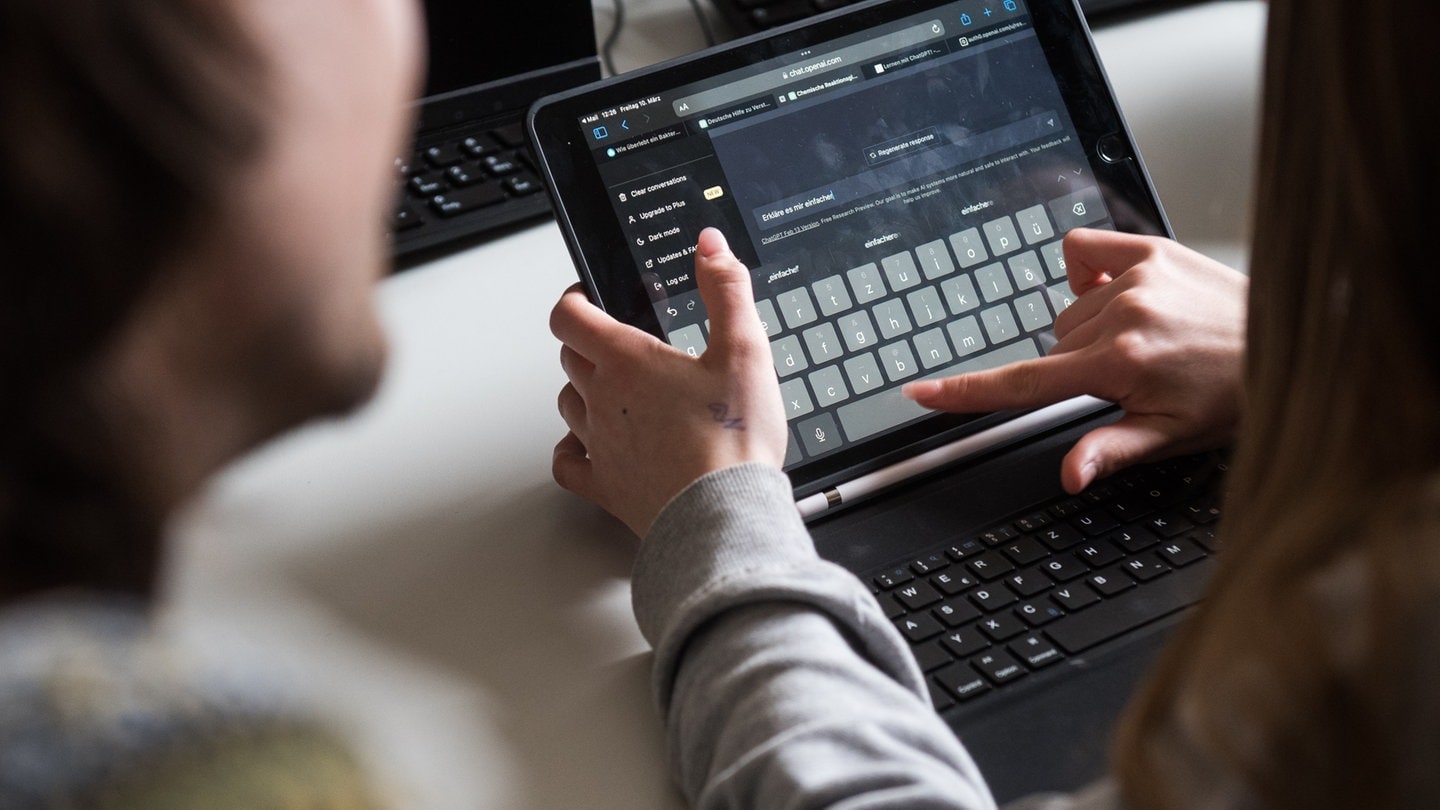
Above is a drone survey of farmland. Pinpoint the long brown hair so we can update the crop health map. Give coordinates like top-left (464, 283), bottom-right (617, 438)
top-left (1113, 0), bottom-right (1440, 805)
top-left (0, 0), bottom-right (267, 600)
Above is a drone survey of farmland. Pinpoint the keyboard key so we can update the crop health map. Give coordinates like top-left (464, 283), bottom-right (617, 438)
top-left (912, 328), bottom-right (954, 369)
top-left (916, 239), bottom-right (956, 279)
top-left (429, 183), bottom-right (505, 217)
top-left (932, 569), bottom-right (978, 596)
top-left (894, 579), bottom-right (943, 610)
top-left (1086, 567), bottom-right (1135, 597)
top-left (881, 250), bottom-right (922, 291)
top-left (945, 538), bottom-right (984, 560)
top-left (948, 227), bottom-right (989, 268)
top-left (896, 612), bottom-right (944, 642)
top-left (812, 275), bottom-right (853, 316)
top-left (939, 274), bottom-right (980, 315)
top-left (779, 377), bottom-right (814, 418)
top-left (846, 263), bottom-right (887, 303)
top-left (977, 613), bottom-right (1027, 642)
top-left (873, 566), bottom-right (914, 589)
top-left (797, 412), bottom-right (842, 455)
top-left (1106, 527), bottom-right (1158, 554)
top-left (1041, 241), bottom-right (1068, 281)
top-left (1014, 204), bottom-right (1056, 245)
top-left (838, 311), bottom-right (879, 352)
top-left (1120, 554), bottom-right (1171, 581)
top-left (1014, 290), bottom-right (1053, 332)
top-left (482, 155), bottom-right (520, 177)
top-left (770, 335), bottom-right (808, 377)
top-left (980, 304), bottom-right (1021, 344)
top-left (807, 366), bottom-right (849, 407)
top-left (1036, 523), bottom-right (1084, 550)
top-left (974, 262), bottom-right (1014, 302)
top-left (1009, 634), bottom-right (1064, 668)
top-left (934, 662), bottom-right (991, 701)
top-left (945, 316), bottom-right (987, 357)
top-left (1005, 569), bottom-right (1053, 597)
top-left (906, 286), bottom-right (947, 327)
top-left (423, 143), bottom-right (466, 167)
top-left (878, 341), bottom-right (920, 382)
top-left (965, 552), bottom-right (1015, 581)
top-left (872, 299), bottom-right (913, 339)
top-left (1072, 509), bottom-right (1118, 536)
top-left (977, 525), bottom-right (1019, 546)
top-left (777, 287), bottom-right (819, 329)
top-left (504, 173), bottom-right (541, 196)
top-left (801, 322), bottom-right (844, 364)
top-left (912, 640), bottom-right (955, 673)
top-left (933, 597), bottom-right (981, 627)
top-left (969, 583), bottom-right (1017, 611)
top-left (1013, 511), bottom-right (1053, 532)
top-left (1015, 600), bottom-right (1064, 626)
top-left (940, 628), bottom-right (990, 658)
top-left (982, 215), bottom-right (1023, 256)
top-left (1145, 510), bottom-right (1195, 538)
top-left (1036, 555), bottom-right (1087, 582)
top-left (1045, 558), bottom-right (1215, 654)
top-left (971, 648), bottom-right (1027, 684)
top-left (1158, 538), bottom-right (1206, 567)
top-left (754, 299), bottom-right (783, 337)
top-left (1051, 583), bottom-right (1101, 612)
top-left (1075, 541), bottom-right (1122, 567)
top-left (842, 352), bottom-right (885, 396)
top-left (1000, 536), bottom-right (1049, 566)
top-left (1008, 252), bottom-right (1047, 291)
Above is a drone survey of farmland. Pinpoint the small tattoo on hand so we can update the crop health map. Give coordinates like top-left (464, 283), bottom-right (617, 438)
top-left (708, 403), bottom-right (745, 431)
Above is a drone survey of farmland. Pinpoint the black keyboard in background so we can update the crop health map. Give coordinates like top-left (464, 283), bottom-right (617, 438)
top-left (391, 120), bottom-right (550, 268)
top-left (866, 453), bottom-right (1226, 712)
top-left (711, 0), bottom-right (1196, 36)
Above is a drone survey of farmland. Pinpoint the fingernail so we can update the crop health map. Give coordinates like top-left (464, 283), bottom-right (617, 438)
top-left (902, 380), bottom-right (938, 399)
top-left (699, 227), bottom-right (729, 256)
top-left (1078, 460), bottom-right (1099, 490)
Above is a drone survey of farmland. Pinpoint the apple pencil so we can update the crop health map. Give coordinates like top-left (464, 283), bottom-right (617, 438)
top-left (795, 395), bottom-right (1110, 519)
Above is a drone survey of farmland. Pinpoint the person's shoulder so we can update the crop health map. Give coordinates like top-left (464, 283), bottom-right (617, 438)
top-left (0, 594), bottom-right (383, 808)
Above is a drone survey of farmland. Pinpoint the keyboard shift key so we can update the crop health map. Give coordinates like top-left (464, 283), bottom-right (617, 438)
top-left (911, 640), bottom-right (954, 673)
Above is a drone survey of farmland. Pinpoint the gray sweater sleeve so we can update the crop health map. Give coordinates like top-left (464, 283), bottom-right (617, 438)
top-left (633, 462), bottom-right (997, 809)
top-left (633, 462), bottom-right (1122, 810)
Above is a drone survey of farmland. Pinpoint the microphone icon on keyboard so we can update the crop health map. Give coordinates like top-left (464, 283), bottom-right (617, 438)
top-left (815, 427), bottom-right (827, 442)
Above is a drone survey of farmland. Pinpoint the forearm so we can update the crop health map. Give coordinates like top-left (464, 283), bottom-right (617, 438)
top-left (634, 463), bottom-right (995, 809)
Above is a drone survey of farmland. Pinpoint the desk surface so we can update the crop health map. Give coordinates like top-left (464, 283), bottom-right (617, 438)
top-left (164, 3), bottom-right (1265, 807)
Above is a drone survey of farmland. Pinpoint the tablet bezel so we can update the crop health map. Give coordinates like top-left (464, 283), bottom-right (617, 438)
top-left (529, 0), bottom-right (1171, 496)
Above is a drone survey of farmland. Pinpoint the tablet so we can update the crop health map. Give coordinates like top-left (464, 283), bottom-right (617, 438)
top-left (529, 0), bottom-right (1169, 496)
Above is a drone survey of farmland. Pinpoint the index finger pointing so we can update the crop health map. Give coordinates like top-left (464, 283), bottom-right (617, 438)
top-left (903, 351), bottom-right (1111, 414)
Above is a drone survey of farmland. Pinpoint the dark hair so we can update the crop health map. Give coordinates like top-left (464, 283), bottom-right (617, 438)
top-left (0, 0), bottom-right (268, 600)
top-left (1114, 0), bottom-right (1440, 804)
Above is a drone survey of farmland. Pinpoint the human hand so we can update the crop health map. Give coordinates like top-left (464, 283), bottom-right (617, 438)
top-left (904, 228), bottom-right (1247, 493)
top-left (551, 228), bottom-right (787, 537)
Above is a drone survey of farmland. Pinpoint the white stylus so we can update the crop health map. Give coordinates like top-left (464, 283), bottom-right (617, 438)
top-left (795, 395), bottom-right (1109, 519)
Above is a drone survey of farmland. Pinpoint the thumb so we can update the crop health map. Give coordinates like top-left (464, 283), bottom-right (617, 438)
top-left (1060, 413), bottom-right (1172, 493)
top-left (694, 228), bottom-right (765, 355)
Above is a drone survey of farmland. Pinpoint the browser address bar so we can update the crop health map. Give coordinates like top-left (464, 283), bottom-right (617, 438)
top-left (672, 18), bottom-right (948, 117)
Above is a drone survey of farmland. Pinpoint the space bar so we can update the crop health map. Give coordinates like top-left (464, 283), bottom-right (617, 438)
top-left (836, 339), bottom-right (1041, 441)
top-left (1046, 557), bottom-right (1217, 655)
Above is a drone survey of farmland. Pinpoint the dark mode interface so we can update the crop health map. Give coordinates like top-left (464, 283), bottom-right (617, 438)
top-left (579, 0), bottom-right (1114, 467)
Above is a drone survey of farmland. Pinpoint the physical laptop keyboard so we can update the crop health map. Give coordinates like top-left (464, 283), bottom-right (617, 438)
top-left (391, 120), bottom-right (551, 264)
top-left (711, 0), bottom-right (1186, 35)
top-left (866, 452), bottom-right (1225, 711)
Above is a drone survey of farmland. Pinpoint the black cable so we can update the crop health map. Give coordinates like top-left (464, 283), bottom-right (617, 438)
top-left (601, 0), bottom-right (627, 77)
top-left (687, 0), bottom-right (719, 47)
